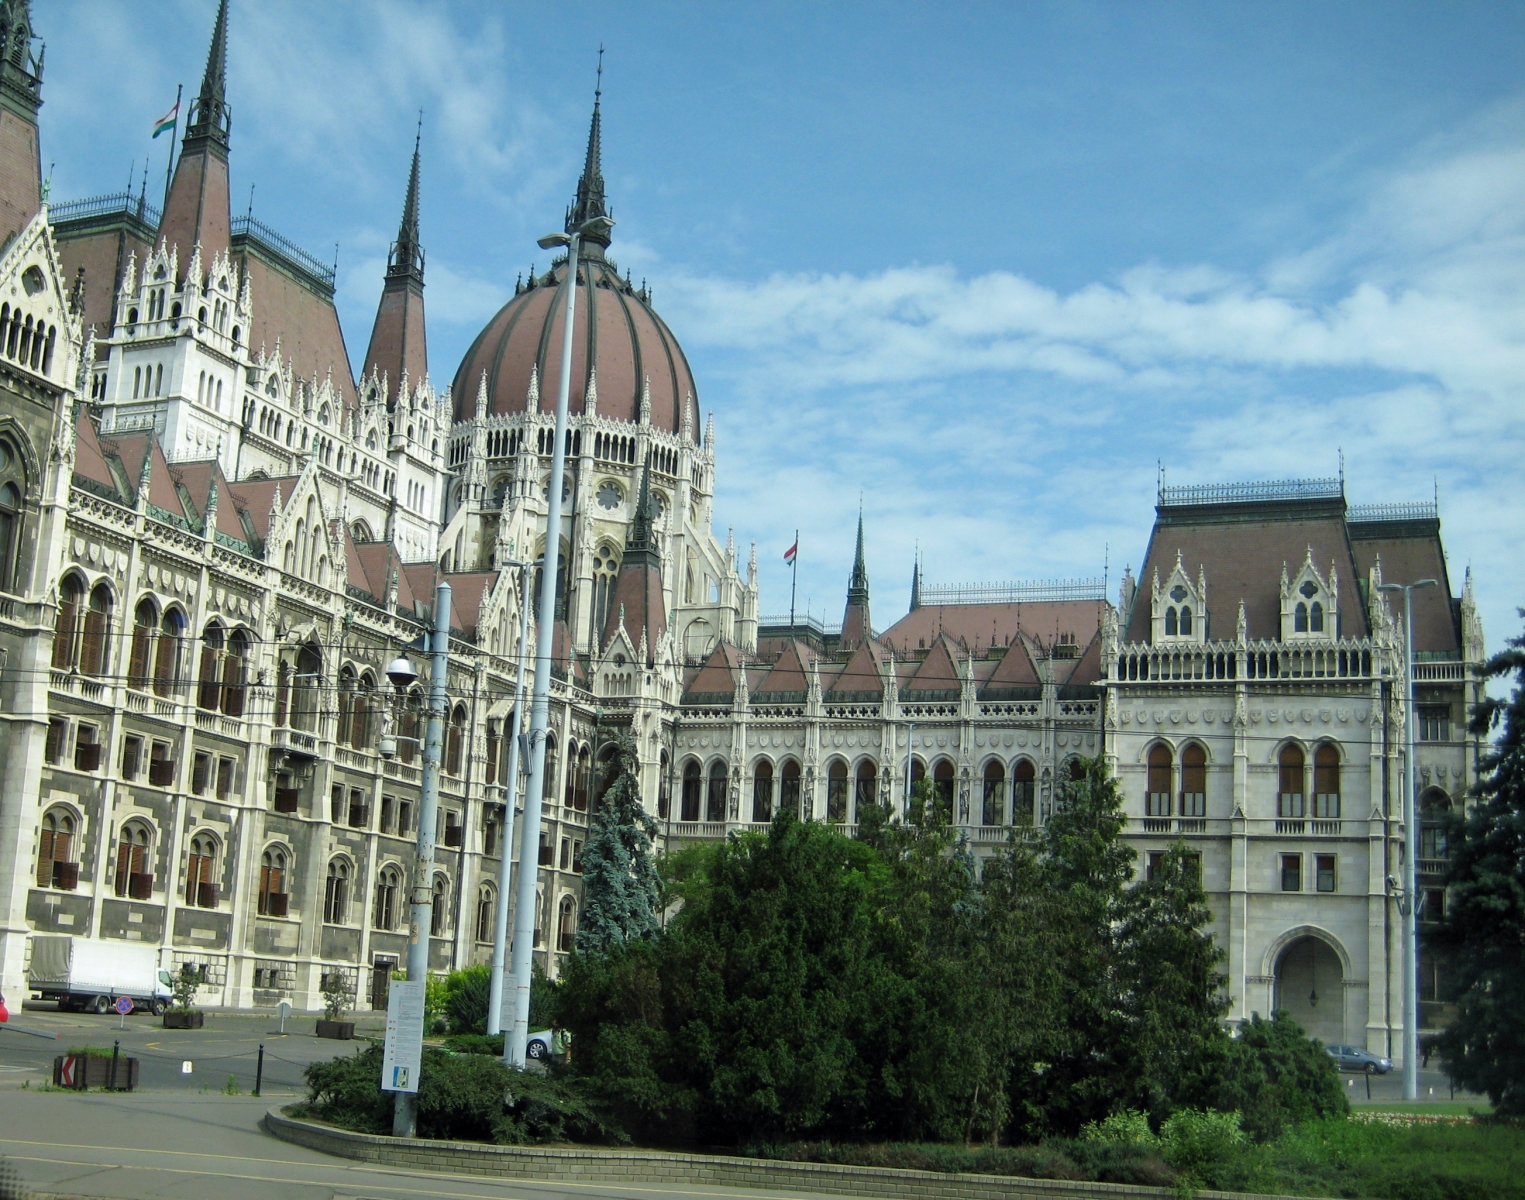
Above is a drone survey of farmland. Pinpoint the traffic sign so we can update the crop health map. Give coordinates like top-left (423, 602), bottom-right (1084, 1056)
top-left (115, 996), bottom-right (133, 1015)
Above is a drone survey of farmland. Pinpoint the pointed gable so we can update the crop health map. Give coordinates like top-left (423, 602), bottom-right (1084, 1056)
top-left (71, 411), bottom-right (128, 502)
top-left (828, 638), bottom-right (886, 700)
top-left (980, 634), bottom-right (1042, 699)
top-left (1058, 629), bottom-right (1105, 697)
top-left (755, 639), bottom-right (813, 701)
top-left (222, 475), bottom-right (295, 542)
top-left (683, 641), bottom-right (743, 704)
top-left (904, 634), bottom-right (962, 698)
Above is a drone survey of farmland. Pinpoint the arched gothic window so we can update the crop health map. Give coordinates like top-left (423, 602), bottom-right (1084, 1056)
top-left (855, 760), bottom-right (878, 822)
top-left (79, 582), bottom-right (112, 676)
top-left (0, 436), bottom-right (27, 592)
top-left (932, 759), bottom-right (955, 825)
top-left (1147, 744), bottom-right (1173, 817)
top-left (780, 759), bottom-right (803, 820)
top-left (1181, 743), bottom-right (1207, 817)
top-left (445, 704), bottom-right (467, 775)
top-left (53, 575), bottom-right (85, 668)
top-left (541, 734), bottom-right (559, 800)
top-left (129, 598), bottom-right (157, 688)
top-left (221, 628), bottom-right (249, 716)
top-left (753, 760), bottom-right (774, 823)
top-left (198, 624), bottom-right (225, 711)
top-left (258, 848), bottom-right (289, 916)
top-left (430, 874), bottom-right (449, 937)
top-left (591, 543), bottom-right (618, 645)
top-left (707, 759), bottom-right (728, 822)
top-left (1012, 759), bottom-right (1036, 826)
top-left (681, 760), bottom-right (702, 821)
top-left (186, 835), bottom-right (218, 908)
top-left (1278, 745), bottom-right (1306, 818)
top-left (557, 895), bottom-right (577, 952)
top-left (36, 808), bottom-right (78, 889)
top-left (476, 884), bottom-right (495, 944)
top-left (115, 822), bottom-right (153, 899)
top-left (324, 859), bottom-right (350, 925)
top-left (1314, 744), bottom-right (1340, 818)
top-left (155, 608), bottom-right (184, 697)
top-left (374, 866), bottom-right (400, 930)
top-left (982, 760), bottom-right (1005, 826)
top-left (825, 760), bottom-right (849, 824)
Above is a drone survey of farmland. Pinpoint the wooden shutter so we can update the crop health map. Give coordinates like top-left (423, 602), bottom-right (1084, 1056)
top-left (36, 827), bottom-right (54, 887)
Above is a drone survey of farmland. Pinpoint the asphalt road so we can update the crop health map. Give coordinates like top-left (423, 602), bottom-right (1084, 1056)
top-left (0, 1091), bottom-right (818, 1200)
top-left (0, 1004), bottom-right (375, 1095)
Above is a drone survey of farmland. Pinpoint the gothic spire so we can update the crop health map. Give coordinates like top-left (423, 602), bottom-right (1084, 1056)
top-left (848, 507), bottom-right (869, 602)
top-left (388, 118), bottom-right (424, 284)
top-left (909, 551), bottom-right (922, 612)
top-left (0, 0), bottom-right (43, 123)
top-left (564, 49), bottom-right (611, 252)
top-left (627, 455), bottom-right (657, 553)
top-left (184, 0), bottom-right (231, 152)
top-left (841, 507), bottom-right (872, 652)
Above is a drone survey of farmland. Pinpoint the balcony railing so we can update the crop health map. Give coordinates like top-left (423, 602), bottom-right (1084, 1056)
top-left (1115, 638), bottom-right (1375, 683)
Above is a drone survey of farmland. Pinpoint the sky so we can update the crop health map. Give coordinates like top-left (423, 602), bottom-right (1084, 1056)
top-left (36, 0), bottom-right (1525, 649)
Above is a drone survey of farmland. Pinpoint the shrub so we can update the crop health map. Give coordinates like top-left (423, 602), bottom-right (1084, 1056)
top-left (1080, 1109), bottom-right (1155, 1146)
top-left (172, 963), bottom-right (201, 1012)
top-left (442, 1033), bottom-right (504, 1057)
top-left (1159, 1108), bottom-right (1253, 1187)
top-left (300, 1044), bottom-right (622, 1145)
top-left (444, 964), bottom-right (491, 1035)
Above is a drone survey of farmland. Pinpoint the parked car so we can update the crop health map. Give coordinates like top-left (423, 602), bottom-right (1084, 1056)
top-left (525, 1029), bottom-right (556, 1060)
top-left (1326, 1044), bottom-right (1393, 1074)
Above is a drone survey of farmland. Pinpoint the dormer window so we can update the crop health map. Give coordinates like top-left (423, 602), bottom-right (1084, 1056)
top-left (1294, 581), bottom-right (1324, 633)
top-left (1151, 556), bottom-right (1207, 644)
top-left (1282, 554), bottom-right (1337, 641)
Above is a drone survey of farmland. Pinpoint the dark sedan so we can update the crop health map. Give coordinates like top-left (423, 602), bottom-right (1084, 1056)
top-left (1326, 1044), bottom-right (1393, 1074)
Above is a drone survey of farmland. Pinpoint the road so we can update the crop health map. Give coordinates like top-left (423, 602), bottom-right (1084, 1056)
top-left (0, 1090), bottom-right (818, 1200)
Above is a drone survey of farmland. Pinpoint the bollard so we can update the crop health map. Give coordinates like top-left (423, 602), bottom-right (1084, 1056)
top-left (254, 1043), bottom-right (264, 1098)
top-left (111, 1040), bottom-right (120, 1091)
top-left (1365, 1070), bottom-right (1371, 1101)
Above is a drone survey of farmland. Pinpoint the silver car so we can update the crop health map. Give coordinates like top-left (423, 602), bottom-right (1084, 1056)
top-left (1325, 1043), bottom-right (1393, 1074)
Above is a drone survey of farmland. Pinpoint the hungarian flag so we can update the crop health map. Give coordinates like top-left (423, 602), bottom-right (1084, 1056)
top-left (152, 100), bottom-right (179, 139)
top-left (783, 541), bottom-right (797, 565)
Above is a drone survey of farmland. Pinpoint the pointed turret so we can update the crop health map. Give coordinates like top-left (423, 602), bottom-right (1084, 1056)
top-left (0, 0), bottom-right (44, 242)
top-left (602, 458), bottom-right (666, 665)
top-left (840, 509), bottom-right (872, 651)
top-left (362, 125), bottom-right (428, 405)
top-left (158, 0), bottom-right (232, 274)
top-left (564, 54), bottom-right (611, 256)
top-left (909, 552), bottom-right (922, 612)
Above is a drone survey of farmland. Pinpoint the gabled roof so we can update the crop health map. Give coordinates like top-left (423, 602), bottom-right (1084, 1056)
top-left (683, 640), bottom-right (744, 702)
top-left (828, 637), bottom-right (887, 699)
top-left (980, 635), bottom-right (1042, 698)
top-left (754, 639), bottom-right (813, 699)
top-left (879, 599), bottom-right (1105, 659)
top-left (903, 634), bottom-right (962, 697)
top-left (1348, 521), bottom-right (1458, 655)
top-left (223, 475), bottom-right (297, 542)
top-left (1057, 629), bottom-right (1105, 696)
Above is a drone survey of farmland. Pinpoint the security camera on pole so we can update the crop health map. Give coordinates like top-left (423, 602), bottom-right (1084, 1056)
top-left (379, 579), bottom-right (451, 1137)
top-left (506, 212), bottom-right (613, 1069)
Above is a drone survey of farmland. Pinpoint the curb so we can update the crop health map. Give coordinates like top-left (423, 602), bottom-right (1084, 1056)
top-left (263, 1108), bottom-right (1325, 1200)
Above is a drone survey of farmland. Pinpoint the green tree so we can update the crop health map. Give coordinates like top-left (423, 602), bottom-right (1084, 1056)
top-left (1435, 619), bottom-right (1525, 1114)
top-left (576, 731), bottom-right (661, 955)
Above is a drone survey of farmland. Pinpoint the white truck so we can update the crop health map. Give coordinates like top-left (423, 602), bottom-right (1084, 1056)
top-left (28, 937), bottom-right (173, 1015)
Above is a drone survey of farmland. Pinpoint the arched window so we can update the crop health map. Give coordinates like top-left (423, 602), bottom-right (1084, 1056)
top-left (1012, 759), bottom-right (1036, 826)
top-left (155, 608), bottom-right (184, 697)
top-left (351, 674), bottom-right (374, 749)
top-left (1068, 758), bottom-right (1086, 782)
top-left (52, 574), bottom-right (84, 668)
top-left (334, 667), bottom-right (356, 746)
top-left (541, 733), bottom-right (558, 800)
top-left (36, 808), bottom-right (77, 889)
top-left (324, 859), bottom-right (350, 925)
top-left (1147, 744), bottom-right (1173, 817)
top-left (129, 598), bottom-right (157, 688)
top-left (1294, 602), bottom-right (1309, 633)
top-left (186, 835), bottom-right (218, 908)
top-left (1179, 606), bottom-right (1192, 635)
top-left (557, 895), bottom-right (577, 952)
top-left (290, 642), bottom-right (322, 731)
top-left (1278, 745), bottom-right (1306, 818)
top-left (825, 760), bottom-right (849, 824)
top-left (430, 874), bottom-right (449, 937)
top-left (79, 582), bottom-right (112, 676)
top-left (221, 628), bottom-right (249, 716)
top-left (274, 660), bottom-right (292, 727)
top-left (1313, 744), bottom-right (1340, 819)
top-left (982, 760), bottom-right (1005, 826)
top-left (780, 759), bottom-right (802, 820)
top-left (681, 759), bottom-right (702, 821)
top-left (398, 686), bottom-right (421, 763)
top-left (856, 760), bottom-right (878, 822)
top-left (932, 759), bottom-right (955, 824)
top-left (1165, 607), bottom-right (1178, 636)
top-left (1310, 601), bottom-right (1324, 634)
top-left (476, 884), bottom-right (495, 944)
top-left (115, 822), bottom-right (153, 899)
top-left (374, 866), bottom-right (399, 930)
top-left (198, 624), bottom-right (224, 711)
top-left (707, 759), bottom-right (728, 822)
top-left (445, 704), bottom-right (467, 775)
top-left (590, 543), bottom-right (618, 645)
top-left (658, 751), bottom-right (671, 819)
top-left (1181, 743), bottom-right (1207, 817)
top-left (752, 760), bottom-right (774, 823)
top-left (1420, 791), bottom-right (1451, 861)
top-left (0, 438), bottom-right (26, 592)
top-left (258, 848), bottom-right (289, 916)
top-left (574, 743), bottom-right (593, 812)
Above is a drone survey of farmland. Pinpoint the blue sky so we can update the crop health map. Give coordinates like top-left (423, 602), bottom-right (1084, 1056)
top-left (37, 0), bottom-right (1525, 646)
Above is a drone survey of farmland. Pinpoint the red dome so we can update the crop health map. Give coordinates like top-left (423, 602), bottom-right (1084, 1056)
top-left (452, 253), bottom-right (697, 432)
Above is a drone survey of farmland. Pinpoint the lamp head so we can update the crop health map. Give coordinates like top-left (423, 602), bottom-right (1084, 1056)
top-left (537, 232), bottom-right (571, 250)
top-left (385, 656), bottom-right (418, 688)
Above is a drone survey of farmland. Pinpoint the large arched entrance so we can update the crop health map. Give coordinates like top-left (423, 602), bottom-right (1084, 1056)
top-left (1275, 935), bottom-right (1344, 1044)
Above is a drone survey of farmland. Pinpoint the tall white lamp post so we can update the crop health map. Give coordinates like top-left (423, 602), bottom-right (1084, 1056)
top-left (488, 560), bottom-right (531, 1045)
top-left (506, 214), bottom-right (613, 1068)
top-left (1379, 578), bottom-right (1436, 1103)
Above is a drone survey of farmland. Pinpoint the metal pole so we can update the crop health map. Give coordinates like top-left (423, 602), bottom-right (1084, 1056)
top-left (489, 562), bottom-right (532, 1044)
top-left (903, 721), bottom-right (915, 821)
top-left (392, 579), bottom-right (451, 1136)
top-left (254, 1043), bottom-right (264, 1097)
top-left (162, 83), bottom-right (181, 214)
top-left (789, 529), bottom-right (798, 627)
top-left (1401, 589), bottom-right (1419, 1102)
top-left (508, 235), bottom-right (583, 1069)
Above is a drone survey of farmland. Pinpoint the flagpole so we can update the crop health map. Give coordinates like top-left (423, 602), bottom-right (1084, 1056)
top-left (162, 84), bottom-right (181, 214)
top-left (789, 528), bottom-right (798, 628)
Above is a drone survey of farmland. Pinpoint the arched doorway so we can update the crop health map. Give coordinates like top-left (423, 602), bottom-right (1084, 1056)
top-left (1275, 935), bottom-right (1344, 1044)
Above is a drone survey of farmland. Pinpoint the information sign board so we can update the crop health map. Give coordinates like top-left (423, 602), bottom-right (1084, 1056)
top-left (380, 980), bottom-right (424, 1093)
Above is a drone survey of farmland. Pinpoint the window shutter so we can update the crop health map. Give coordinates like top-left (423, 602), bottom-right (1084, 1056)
top-left (36, 828), bottom-right (54, 887)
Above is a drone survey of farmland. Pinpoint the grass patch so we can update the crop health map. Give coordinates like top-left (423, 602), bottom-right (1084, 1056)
top-left (63, 1045), bottom-right (114, 1057)
top-left (1268, 1116), bottom-right (1525, 1199)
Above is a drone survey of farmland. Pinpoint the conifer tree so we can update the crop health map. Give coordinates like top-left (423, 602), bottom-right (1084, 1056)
top-left (575, 731), bottom-right (661, 955)
top-left (1435, 619), bottom-right (1525, 1113)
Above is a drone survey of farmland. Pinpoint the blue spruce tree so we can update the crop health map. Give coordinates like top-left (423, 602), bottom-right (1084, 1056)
top-left (575, 731), bottom-right (661, 954)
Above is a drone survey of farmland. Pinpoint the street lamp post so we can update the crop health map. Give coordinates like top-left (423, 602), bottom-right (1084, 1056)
top-left (391, 579), bottom-right (452, 1137)
top-left (507, 214), bottom-right (613, 1069)
top-left (1379, 578), bottom-right (1436, 1103)
top-left (487, 560), bottom-right (532, 1045)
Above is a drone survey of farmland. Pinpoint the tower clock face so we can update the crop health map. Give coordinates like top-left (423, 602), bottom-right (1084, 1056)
top-left (597, 481), bottom-right (623, 510)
